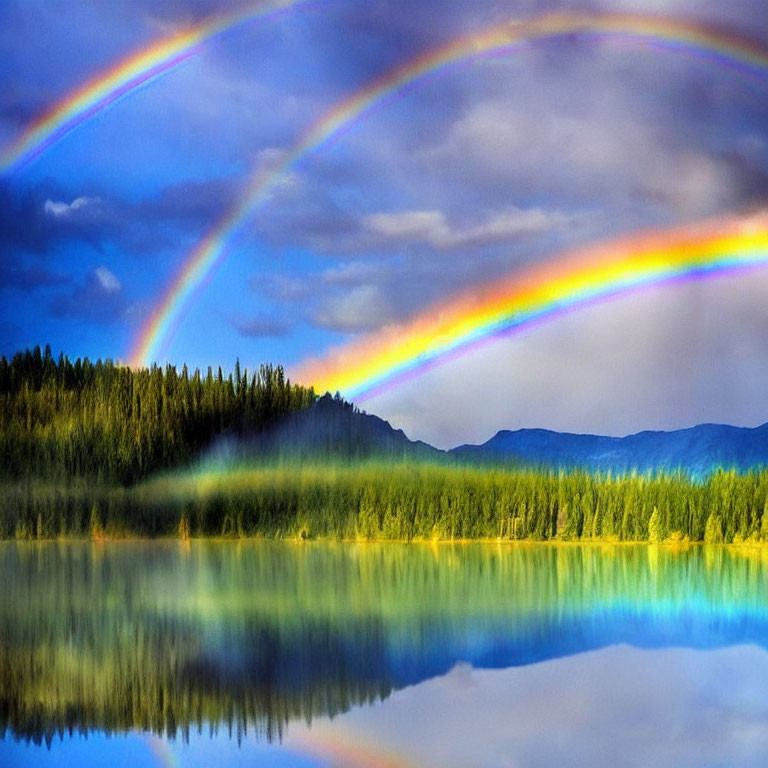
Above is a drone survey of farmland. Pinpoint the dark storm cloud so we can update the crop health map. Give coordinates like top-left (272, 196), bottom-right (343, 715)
top-left (0, 179), bottom-right (65, 255)
top-left (50, 267), bottom-right (127, 325)
top-left (718, 151), bottom-right (768, 204)
top-left (0, 255), bottom-right (69, 292)
top-left (0, 174), bottom-right (245, 259)
top-left (0, 179), bottom-right (113, 255)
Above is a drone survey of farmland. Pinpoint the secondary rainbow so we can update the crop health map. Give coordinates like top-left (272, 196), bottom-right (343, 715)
top-left (130, 10), bottom-right (768, 369)
top-left (295, 213), bottom-right (768, 400)
top-left (0, 0), bottom-right (314, 172)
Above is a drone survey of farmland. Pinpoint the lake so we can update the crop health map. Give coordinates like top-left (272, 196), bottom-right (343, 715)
top-left (2, 541), bottom-right (768, 767)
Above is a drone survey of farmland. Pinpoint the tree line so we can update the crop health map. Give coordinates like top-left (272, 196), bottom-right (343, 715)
top-left (0, 346), bottom-right (316, 483)
top-left (3, 346), bottom-right (767, 544)
top-left (5, 462), bottom-right (768, 543)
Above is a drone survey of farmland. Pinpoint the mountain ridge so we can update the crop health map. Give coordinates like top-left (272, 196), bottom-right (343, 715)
top-left (448, 421), bottom-right (768, 475)
top-left (235, 395), bottom-right (767, 475)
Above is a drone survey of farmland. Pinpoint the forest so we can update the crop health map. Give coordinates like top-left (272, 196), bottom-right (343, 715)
top-left (4, 462), bottom-right (768, 545)
top-left (0, 345), bottom-right (316, 483)
top-left (2, 347), bottom-right (768, 544)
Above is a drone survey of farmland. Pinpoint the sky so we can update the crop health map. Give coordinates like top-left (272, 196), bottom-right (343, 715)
top-left (2, 0), bottom-right (768, 447)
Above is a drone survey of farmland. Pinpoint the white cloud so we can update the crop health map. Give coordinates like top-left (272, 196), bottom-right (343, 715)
top-left (411, 50), bottom-right (767, 222)
top-left (94, 266), bottom-right (121, 294)
top-left (365, 206), bottom-right (585, 249)
top-left (313, 284), bottom-right (395, 333)
top-left (43, 196), bottom-right (100, 219)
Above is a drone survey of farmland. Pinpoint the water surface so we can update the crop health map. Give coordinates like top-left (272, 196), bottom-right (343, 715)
top-left (1, 541), bottom-right (767, 766)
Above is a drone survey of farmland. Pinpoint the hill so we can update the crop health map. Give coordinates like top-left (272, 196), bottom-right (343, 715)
top-left (213, 392), bottom-right (442, 462)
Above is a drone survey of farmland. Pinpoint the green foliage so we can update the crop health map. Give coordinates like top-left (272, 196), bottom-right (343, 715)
top-left (2, 346), bottom-right (767, 544)
top-left (0, 346), bottom-right (315, 484)
top-left (704, 513), bottom-right (724, 544)
top-left (5, 463), bottom-right (768, 543)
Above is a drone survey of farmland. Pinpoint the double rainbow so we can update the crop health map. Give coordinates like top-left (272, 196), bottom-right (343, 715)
top-left (0, 0), bottom-right (313, 172)
top-left (129, 11), bottom-right (768, 369)
top-left (296, 213), bottom-right (768, 399)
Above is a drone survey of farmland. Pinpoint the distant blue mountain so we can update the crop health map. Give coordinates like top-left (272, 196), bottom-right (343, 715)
top-left (449, 422), bottom-right (768, 475)
top-left (225, 395), bottom-right (767, 475)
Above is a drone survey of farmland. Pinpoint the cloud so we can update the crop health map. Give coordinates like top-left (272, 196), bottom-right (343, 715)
top-left (230, 312), bottom-right (291, 338)
top-left (93, 266), bottom-right (121, 294)
top-left (254, 274), bottom-right (312, 302)
top-left (230, 25), bottom-right (768, 277)
top-left (365, 206), bottom-right (585, 249)
top-left (320, 260), bottom-right (403, 286)
top-left (405, 37), bottom-right (768, 223)
top-left (43, 195), bottom-right (100, 219)
top-left (139, 176), bottom-right (241, 225)
top-left (0, 255), bottom-right (69, 292)
top-left (50, 266), bottom-right (127, 324)
top-left (0, 171), bottom-right (261, 260)
top-left (312, 285), bottom-right (397, 333)
top-left (0, 180), bottom-right (114, 255)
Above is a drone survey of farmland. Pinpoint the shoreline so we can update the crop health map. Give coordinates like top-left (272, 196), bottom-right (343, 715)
top-left (3, 535), bottom-right (767, 549)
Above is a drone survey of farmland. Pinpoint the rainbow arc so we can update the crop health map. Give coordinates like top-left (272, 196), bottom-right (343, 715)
top-left (0, 0), bottom-right (312, 173)
top-left (295, 213), bottom-right (768, 399)
top-left (128, 11), bottom-right (768, 368)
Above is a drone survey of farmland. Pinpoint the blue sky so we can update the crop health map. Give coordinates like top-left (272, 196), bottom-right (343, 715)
top-left (2, 0), bottom-right (768, 446)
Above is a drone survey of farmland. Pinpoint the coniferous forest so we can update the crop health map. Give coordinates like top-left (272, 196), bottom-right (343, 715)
top-left (0, 346), bottom-right (316, 483)
top-left (2, 347), bottom-right (768, 544)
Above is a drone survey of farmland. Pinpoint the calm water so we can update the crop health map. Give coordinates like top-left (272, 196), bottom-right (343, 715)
top-left (2, 541), bottom-right (768, 767)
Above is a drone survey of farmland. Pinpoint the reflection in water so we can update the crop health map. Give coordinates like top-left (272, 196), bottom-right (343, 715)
top-left (1, 541), bottom-right (768, 747)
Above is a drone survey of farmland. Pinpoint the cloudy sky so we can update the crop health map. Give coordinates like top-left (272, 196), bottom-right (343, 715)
top-left (2, 0), bottom-right (768, 447)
